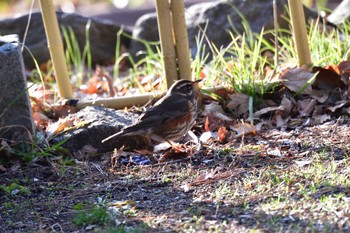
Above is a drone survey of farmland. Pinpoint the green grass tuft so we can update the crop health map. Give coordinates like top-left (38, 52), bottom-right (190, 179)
top-left (72, 204), bottom-right (109, 226)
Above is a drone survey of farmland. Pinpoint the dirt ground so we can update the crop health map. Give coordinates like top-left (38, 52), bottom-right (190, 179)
top-left (1, 118), bottom-right (350, 232)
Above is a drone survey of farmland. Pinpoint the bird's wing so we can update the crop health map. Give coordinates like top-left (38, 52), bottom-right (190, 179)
top-left (137, 94), bottom-right (190, 126)
top-left (102, 95), bottom-right (190, 140)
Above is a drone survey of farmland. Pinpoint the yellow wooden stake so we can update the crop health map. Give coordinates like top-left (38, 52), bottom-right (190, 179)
top-left (155, 0), bottom-right (178, 89)
top-left (288, 0), bottom-right (312, 67)
top-left (39, 0), bottom-right (73, 99)
top-left (76, 93), bottom-right (157, 110)
top-left (76, 86), bottom-right (220, 110)
top-left (171, 0), bottom-right (192, 81)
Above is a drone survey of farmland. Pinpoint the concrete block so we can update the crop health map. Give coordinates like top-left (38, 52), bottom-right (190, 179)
top-left (0, 34), bottom-right (34, 149)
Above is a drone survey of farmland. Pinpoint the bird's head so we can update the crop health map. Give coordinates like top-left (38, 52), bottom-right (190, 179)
top-left (168, 79), bottom-right (201, 98)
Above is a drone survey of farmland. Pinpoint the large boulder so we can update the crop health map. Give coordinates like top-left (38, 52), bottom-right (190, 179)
top-left (129, 0), bottom-right (318, 59)
top-left (0, 12), bottom-right (131, 69)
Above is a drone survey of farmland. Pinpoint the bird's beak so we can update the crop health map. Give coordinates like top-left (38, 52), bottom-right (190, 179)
top-left (193, 79), bottom-right (202, 84)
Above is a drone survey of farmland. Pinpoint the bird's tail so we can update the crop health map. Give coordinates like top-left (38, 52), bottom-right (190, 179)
top-left (101, 126), bottom-right (138, 143)
top-left (101, 131), bottom-right (124, 143)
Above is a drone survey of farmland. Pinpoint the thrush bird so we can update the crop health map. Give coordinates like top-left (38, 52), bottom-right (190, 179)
top-left (102, 79), bottom-right (202, 145)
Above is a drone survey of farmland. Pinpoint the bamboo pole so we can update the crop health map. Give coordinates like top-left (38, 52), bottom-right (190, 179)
top-left (288, 0), bottom-right (312, 67)
top-left (171, 0), bottom-right (192, 81)
top-left (76, 93), bottom-right (157, 110)
top-left (76, 86), bottom-right (220, 110)
top-left (155, 0), bottom-right (178, 89)
top-left (39, 0), bottom-right (73, 99)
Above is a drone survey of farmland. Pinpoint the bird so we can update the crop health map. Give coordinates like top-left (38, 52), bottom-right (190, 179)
top-left (102, 79), bottom-right (202, 145)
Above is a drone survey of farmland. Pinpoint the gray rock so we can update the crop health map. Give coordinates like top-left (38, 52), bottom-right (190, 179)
top-left (0, 34), bottom-right (35, 149)
top-left (0, 12), bottom-right (131, 69)
top-left (52, 106), bottom-right (152, 154)
top-left (129, 0), bottom-right (318, 59)
top-left (129, 12), bottom-right (159, 60)
top-left (327, 0), bottom-right (350, 25)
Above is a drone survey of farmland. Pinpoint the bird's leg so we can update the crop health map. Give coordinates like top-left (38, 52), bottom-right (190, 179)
top-left (166, 140), bottom-right (174, 146)
top-left (187, 130), bottom-right (199, 144)
top-left (153, 141), bottom-right (173, 152)
top-left (166, 140), bottom-right (183, 151)
top-left (153, 141), bottom-right (182, 153)
top-left (187, 130), bottom-right (201, 156)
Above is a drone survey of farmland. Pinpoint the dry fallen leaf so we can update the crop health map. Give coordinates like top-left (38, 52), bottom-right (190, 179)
top-left (280, 66), bottom-right (315, 95)
top-left (204, 115), bottom-right (218, 132)
top-left (297, 99), bottom-right (317, 116)
top-left (159, 149), bottom-right (190, 162)
top-left (338, 60), bottom-right (350, 74)
top-left (314, 114), bottom-right (331, 124)
top-left (96, 66), bottom-right (116, 97)
top-left (10, 161), bottom-right (21, 172)
top-left (33, 111), bottom-right (51, 130)
top-left (312, 66), bottom-right (344, 91)
top-left (295, 160), bottom-right (313, 167)
top-left (272, 96), bottom-right (293, 127)
top-left (203, 102), bottom-right (232, 121)
top-left (191, 171), bottom-right (231, 186)
top-left (254, 105), bottom-right (285, 117)
top-left (326, 100), bottom-right (348, 112)
top-left (280, 66), bottom-right (342, 103)
top-left (29, 85), bottom-right (57, 106)
top-left (80, 75), bottom-right (109, 95)
top-left (108, 200), bottom-right (136, 218)
top-left (46, 115), bottom-right (90, 139)
top-left (275, 96), bottom-right (293, 118)
top-left (194, 172), bottom-right (215, 183)
top-left (73, 145), bottom-right (98, 160)
top-left (203, 102), bottom-right (233, 132)
top-left (337, 60), bottom-right (350, 89)
top-left (266, 147), bottom-right (282, 157)
top-left (230, 122), bottom-right (257, 138)
top-left (310, 90), bottom-right (329, 103)
top-left (140, 74), bottom-right (162, 92)
top-left (218, 127), bottom-right (230, 143)
top-left (212, 88), bottom-right (234, 102)
top-left (199, 131), bottom-right (216, 143)
top-left (46, 117), bottom-right (76, 139)
top-left (0, 165), bottom-right (7, 172)
top-left (108, 200), bottom-right (136, 207)
top-left (226, 93), bottom-right (249, 116)
top-left (183, 170), bottom-right (245, 190)
top-left (51, 100), bottom-right (78, 119)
